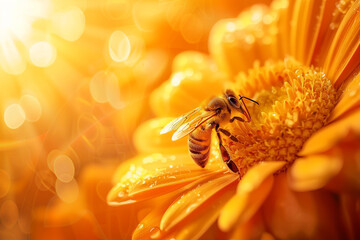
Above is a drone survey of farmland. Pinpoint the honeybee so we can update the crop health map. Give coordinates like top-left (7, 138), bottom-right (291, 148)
top-left (160, 89), bottom-right (259, 173)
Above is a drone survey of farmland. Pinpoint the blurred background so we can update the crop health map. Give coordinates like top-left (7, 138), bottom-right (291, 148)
top-left (0, 0), bottom-right (270, 239)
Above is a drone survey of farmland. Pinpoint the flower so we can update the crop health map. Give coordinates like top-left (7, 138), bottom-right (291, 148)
top-left (108, 1), bottom-right (360, 239)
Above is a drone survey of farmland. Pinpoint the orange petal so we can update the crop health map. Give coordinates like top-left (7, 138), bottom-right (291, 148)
top-left (132, 201), bottom-right (171, 240)
top-left (323, 131), bottom-right (360, 193)
top-left (289, 154), bottom-right (343, 192)
top-left (218, 161), bottom-right (285, 231)
top-left (172, 183), bottom-right (236, 240)
top-left (172, 51), bottom-right (217, 74)
top-left (78, 164), bottom-right (139, 240)
top-left (261, 232), bottom-right (276, 240)
top-left (289, 0), bottom-right (327, 65)
top-left (229, 212), bottom-right (265, 240)
top-left (133, 118), bottom-right (188, 154)
top-left (107, 153), bottom-right (225, 205)
top-left (271, 0), bottom-right (295, 58)
top-left (150, 53), bottom-right (225, 117)
top-left (219, 176), bottom-right (273, 232)
top-left (237, 161), bottom-right (286, 193)
top-left (160, 172), bottom-right (238, 231)
top-left (310, 0), bottom-right (339, 66)
top-left (329, 72), bottom-right (360, 122)
top-left (263, 174), bottom-right (342, 239)
top-left (339, 194), bottom-right (360, 240)
top-left (133, 179), bottom-right (236, 240)
top-left (300, 109), bottom-right (360, 156)
top-left (323, 1), bottom-right (360, 88)
top-left (209, 5), bottom-right (280, 77)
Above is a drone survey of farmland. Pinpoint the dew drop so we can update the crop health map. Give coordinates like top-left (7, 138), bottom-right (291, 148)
top-left (186, 203), bottom-right (198, 213)
top-left (349, 90), bottom-right (356, 97)
top-left (150, 227), bottom-right (161, 239)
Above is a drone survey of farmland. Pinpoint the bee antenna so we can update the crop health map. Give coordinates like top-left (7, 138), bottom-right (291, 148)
top-left (239, 96), bottom-right (259, 105)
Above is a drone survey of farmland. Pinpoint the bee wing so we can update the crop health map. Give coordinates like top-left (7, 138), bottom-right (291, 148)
top-left (171, 112), bottom-right (216, 141)
top-left (160, 107), bottom-right (201, 134)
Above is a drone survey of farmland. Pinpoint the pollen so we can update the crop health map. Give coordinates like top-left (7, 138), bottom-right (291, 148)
top-left (226, 60), bottom-right (338, 176)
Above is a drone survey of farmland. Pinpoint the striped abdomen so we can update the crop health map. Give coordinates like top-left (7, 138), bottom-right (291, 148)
top-left (188, 125), bottom-right (212, 168)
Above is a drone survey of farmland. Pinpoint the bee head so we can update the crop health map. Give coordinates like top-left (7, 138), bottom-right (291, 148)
top-left (224, 89), bottom-right (259, 122)
top-left (224, 89), bottom-right (241, 109)
top-left (207, 97), bottom-right (227, 114)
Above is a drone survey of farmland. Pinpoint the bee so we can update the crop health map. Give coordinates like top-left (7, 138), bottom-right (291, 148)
top-left (160, 89), bottom-right (259, 173)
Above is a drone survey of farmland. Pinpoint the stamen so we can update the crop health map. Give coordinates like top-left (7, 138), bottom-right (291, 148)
top-left (225, 60), bottom-right (338, 176)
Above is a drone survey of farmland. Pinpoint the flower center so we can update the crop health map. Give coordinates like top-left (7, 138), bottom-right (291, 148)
top-left (226, 60), bottom-right (338, 176)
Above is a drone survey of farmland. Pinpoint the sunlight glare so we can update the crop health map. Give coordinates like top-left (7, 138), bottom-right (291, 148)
top-left (0, 0), bottom-right (52, 74)
top-left (0, 40), bottom-right (27, 75)
top-left (0, 0), bottom-right (50, 39)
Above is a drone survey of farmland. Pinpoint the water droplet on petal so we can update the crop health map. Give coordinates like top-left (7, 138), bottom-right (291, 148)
top-left (150, 227), bottom-right (161, 239)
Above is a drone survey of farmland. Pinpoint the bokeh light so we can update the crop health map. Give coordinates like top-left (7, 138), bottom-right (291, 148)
top-left (53, 154), bottom-right (75, 183)
top-left (19, 95), bottom-right (42, 122)
top-left (4, 103), bottom-right (26, 129)
top-left (55, 179), bottom-right (79, 203)
top-left (51, 7), bottom-right (85, 42)
top-left (29, 41), bottom-right (57, 67)
top-left (109, 30), bottom-right (131, 62)
top-left (90, 70), bottom-right (123, 109)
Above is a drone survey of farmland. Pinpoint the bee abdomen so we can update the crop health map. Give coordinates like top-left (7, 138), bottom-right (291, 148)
top-left (190, 149), bottom-right (210, 168)
top-left (188, 128), bottom-right (211, 168)
top-left (189, 138), bottom-right (209, 151)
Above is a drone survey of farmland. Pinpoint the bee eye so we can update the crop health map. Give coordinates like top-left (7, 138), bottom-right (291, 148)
top-left (228, 96), bottom-right (240, 108)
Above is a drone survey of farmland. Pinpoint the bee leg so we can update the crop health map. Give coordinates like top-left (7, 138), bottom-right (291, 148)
top-left (218, 128), bottom-right (239, 142)
top-left (230, 116), bottom-right (246, 123)
top-left (215, 124), bottom-right (239, 174)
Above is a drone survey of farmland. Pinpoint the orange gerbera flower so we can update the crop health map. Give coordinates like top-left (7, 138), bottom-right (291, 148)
top-left (108, 0), bottom-right (360, 239)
